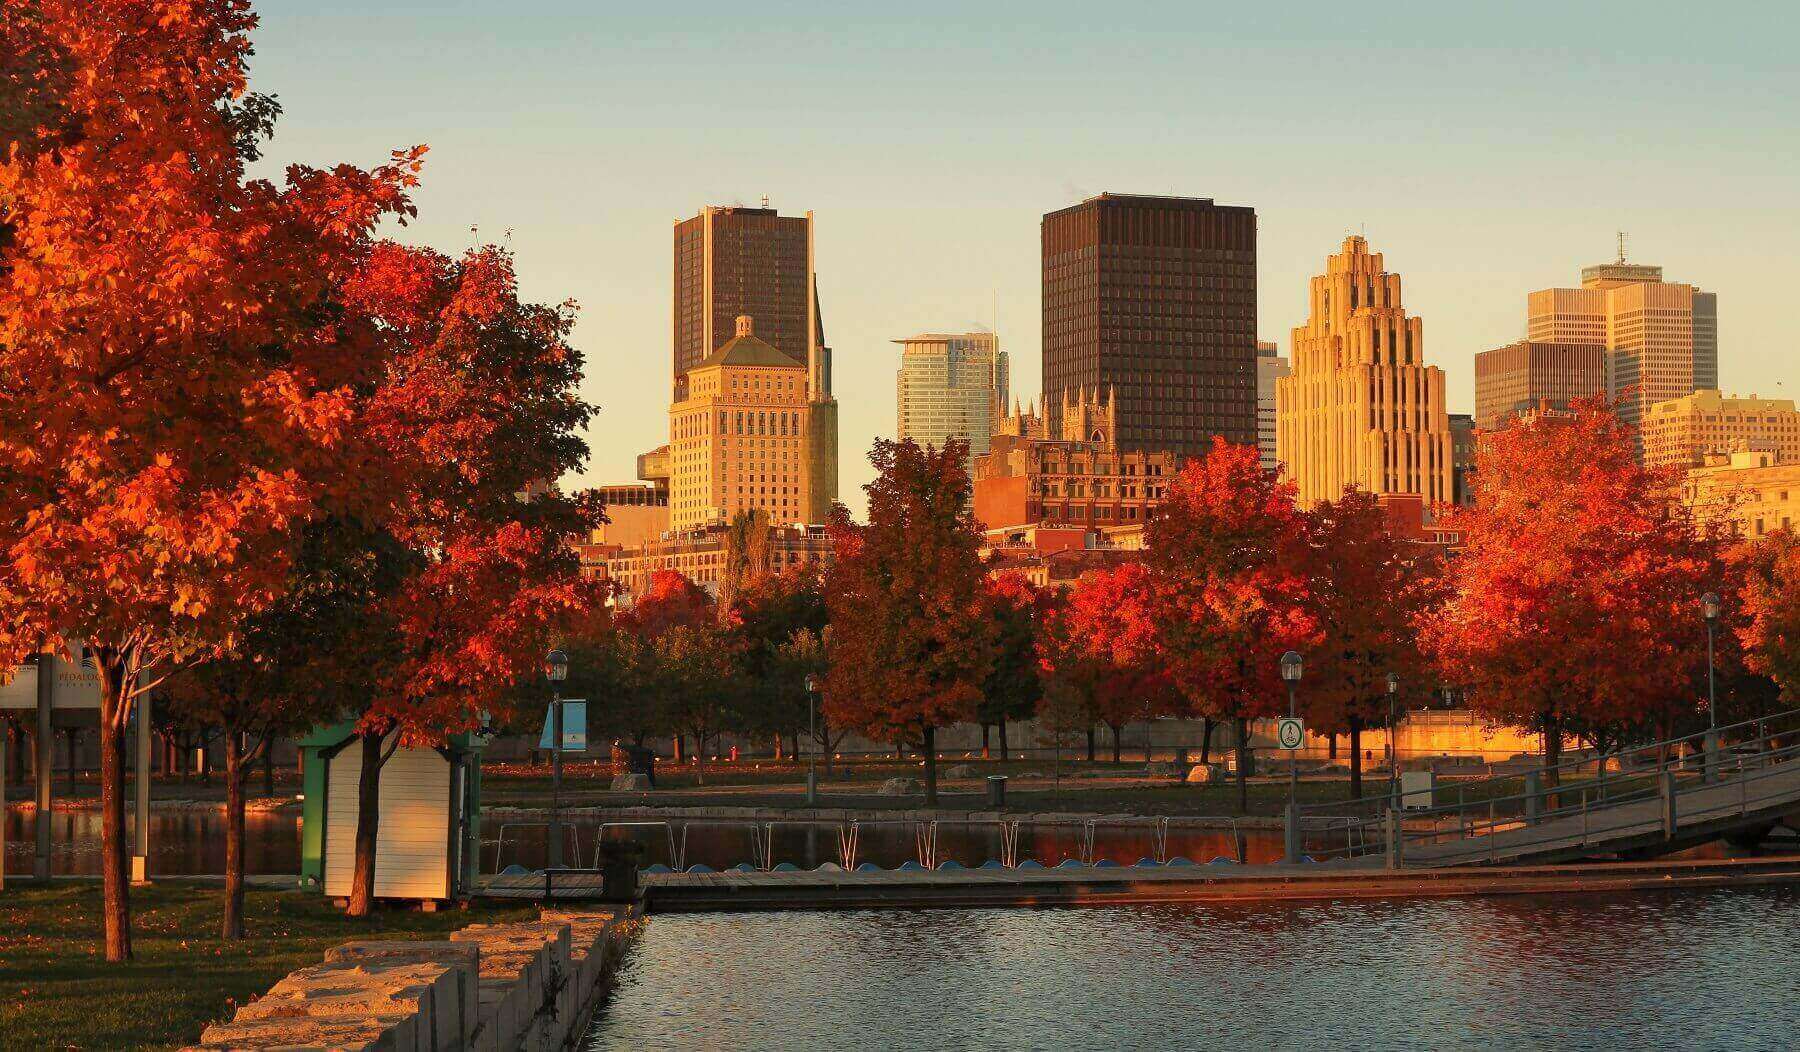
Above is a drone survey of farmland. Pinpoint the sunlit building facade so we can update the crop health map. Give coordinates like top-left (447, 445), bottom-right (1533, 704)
top-left (895, 332), bottom-right (1008, 469)
top-left (1256, 340), bottom-right (1290, 472)
top-left (1642, 390), bottom-right (1800, 470)
top-left (1473, 339), bottom-right (1608, 432)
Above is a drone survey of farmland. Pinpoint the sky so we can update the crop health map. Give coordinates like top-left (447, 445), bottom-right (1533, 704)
top-left (247, 1), bottom-right (1800, 516)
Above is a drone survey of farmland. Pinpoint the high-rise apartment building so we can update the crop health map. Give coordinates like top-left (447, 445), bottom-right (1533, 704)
top-left (673, 205), bottom-right (814, 380)
top-left (1449, 413), bottom-right (1477, 507)
top-left (1276, 236), bottom-right (1452, 508)
top-left (668, 316), bottom-right (836, 531)
top-left (895, 332), bottom-right (1008, 469)
top-left (1527, 255), bottom-right (1717, 434)
top-left (1473, 340), bottom-right (1608, 432)
top-left (1641, 390), bottom-right (1800, 470)
top-left (1041, 193), bottom-right (1257, 460)
top-left (1256, 340), bottom-right (1290, 472)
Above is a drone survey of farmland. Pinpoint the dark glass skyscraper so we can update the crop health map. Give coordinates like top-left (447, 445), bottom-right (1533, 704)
top-left (1041, 193), bottom-right (1258, 460)
top-left (673, 205), bottom-right (813, 381)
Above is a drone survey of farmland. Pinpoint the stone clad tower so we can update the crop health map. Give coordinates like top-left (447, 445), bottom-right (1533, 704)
top-left (1276, 236), bottom-right (1452, 508)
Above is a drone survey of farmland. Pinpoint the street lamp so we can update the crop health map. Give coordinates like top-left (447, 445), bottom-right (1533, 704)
top-left (1702, 592), bottom-right (1720, 778)
top-left (545, 648), bottom-right (569, 870)
top-left (804, 674), bottom-right (819, 805)
top-left (1280, 651), bottom-right (1303, 863)
top-left (1386, 672), bottom-right (1401, 807)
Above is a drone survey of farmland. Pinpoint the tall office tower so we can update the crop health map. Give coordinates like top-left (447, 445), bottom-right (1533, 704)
top-left (894, 332), bottom-right (1008, 470)
top-left (1473, 340), bottom-right (1608, 432)
top-left (1449, 413), bottom-right (1477, 506)
top-left (1256, 340), bottom-right (1290, 471)
top-left (673, 205), bottom-right (813, 381)
top-left (1041, 193), bottom-right (1257, 460)
top-left (1642, 390), bottom-right (1800, 469)
top-left (668, 316), bottom-right (833, 531)
top-left (1276, 236), bottom-right (1452, 508)
top-left (1527, 250), bottom-right (1718, 435)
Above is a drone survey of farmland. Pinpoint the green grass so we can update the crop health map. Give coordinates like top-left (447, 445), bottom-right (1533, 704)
top-left (0, 881), bottom-right (532, 1051)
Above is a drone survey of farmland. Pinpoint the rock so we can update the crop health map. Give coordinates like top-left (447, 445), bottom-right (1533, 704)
top-left (610, 773), bottom-right (652, 791)
top-left (944, 764), bottom-right (977, 779)
top-left (879, 777), bottom-right (923, 796)
top-left (1147, 761), bottom-right (1182, 778)
top-left (1184, 763), bottom-right (1226, 784)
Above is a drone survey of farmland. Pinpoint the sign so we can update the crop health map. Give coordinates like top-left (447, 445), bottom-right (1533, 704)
top-left (0, 656), bottom-right (102, 711)
top-left (1276, 717), bottom-right (1305, 751)
top-left (539, 700), bottom-right (587, 752)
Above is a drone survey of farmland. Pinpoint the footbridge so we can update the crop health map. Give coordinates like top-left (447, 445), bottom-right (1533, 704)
top-left (1298, 710), bottom-right (1800, 869)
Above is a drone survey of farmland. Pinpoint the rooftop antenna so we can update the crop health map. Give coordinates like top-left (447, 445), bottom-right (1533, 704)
top-left (761, 194), bottom-right (770, 209)
top-left (1616, 230), bottom-right (1628, 264)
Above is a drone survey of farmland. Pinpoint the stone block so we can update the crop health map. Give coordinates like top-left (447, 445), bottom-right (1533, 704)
top-left (610, 772), bottom-right (652, 791)
top-left (878, 777), bottom-right (922, 796)
top-left (1185, 763), bottom-right (1226, 784)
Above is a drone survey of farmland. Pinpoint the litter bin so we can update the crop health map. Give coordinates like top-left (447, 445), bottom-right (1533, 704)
top-left (986, 775), bottom-right (1007, 808)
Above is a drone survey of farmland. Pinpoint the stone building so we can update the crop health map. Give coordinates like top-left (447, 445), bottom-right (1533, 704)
top-left (595, 521), bottom-right (834, 602)
top-left (1276, 236), bottom-right (1453, 508)
top-left (1641, 390), bottom-right (1800, 470)
top-left (972, 387), bottom-right (1179, 531)
top-left (1683, 450), bottom-right (1800, 539)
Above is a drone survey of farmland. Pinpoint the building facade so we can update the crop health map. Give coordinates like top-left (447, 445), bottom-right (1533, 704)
top-left (598, 522), bottom-right (834, 601)
top-left (1041, 193), bottom-right (1257, 459)
top-left (667, 315), bottom-right (835, 531)
top-left (1276, 236), bottom-right (1453, 508)
top-left (1527, 257), bottom-right (1718, 435)
top-left (1449, 413), bottom-right (1477, 506)
top-left (972, 389), bottom-right (1180, 531)
top-left (1472, 339), bottom-right (1608, 432)
top-left (1683, 450), bottom-right (1800, 539)
top-left (673, 205), bottom-right (814, 379)
top-left (1256, 340), bottom-right (1290, 472)
top-left (1642, 390), bottom-right (1800, 470)
top-left (895, 332), bottom-right (1008, 468)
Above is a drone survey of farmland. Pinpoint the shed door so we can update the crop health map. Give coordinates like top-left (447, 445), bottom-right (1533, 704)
top-left (323, 743), bottom-right (451, 900)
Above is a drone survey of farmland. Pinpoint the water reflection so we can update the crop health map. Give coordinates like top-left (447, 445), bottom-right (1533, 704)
top-left (589, 888), bottom-right (1800, 1050)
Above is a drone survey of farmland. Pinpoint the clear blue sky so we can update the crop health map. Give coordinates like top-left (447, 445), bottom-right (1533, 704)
top-left (248, 1), bottom-right (1800, 515)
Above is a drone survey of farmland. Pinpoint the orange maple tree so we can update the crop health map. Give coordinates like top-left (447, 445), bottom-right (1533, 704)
top-left (0, 0), bottom-right (420, 959)
top-left (1043, 563), bottom-right (1180, 762)
top-left (1736, 530), bottom-right (1800, 705)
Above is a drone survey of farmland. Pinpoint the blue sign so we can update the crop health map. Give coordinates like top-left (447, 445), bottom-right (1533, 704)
top-left (539, 700), bottom-right (587, 751)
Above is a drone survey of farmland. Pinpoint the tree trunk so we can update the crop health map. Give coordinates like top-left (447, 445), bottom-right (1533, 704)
top-left (981, 723), bottom-right (990, 759)
top-left (671, 734), bottom-right (684, 764)
top-left (1542, 713), bottom-right (1563, 791)
top-left (223, 732), bottom-right (247, 939)
top-left (1234, 716), bottom-right (1250, 816)
top-left (1349, 718), bottom-right (1364, 801)
top-left (1328, 734), bottom-right (1339, 761)
top-left (1109, 722), bottom-right (1122, 764)
top-left (1199, 718), bottom-right (1215, 765)
top-left (346, 730), bottom-right (386, 918)
top-left (923, 726), bottom-right (938, 805)
top-left (262, 744), bottom-right (275, 798)
top-left (692, 728), bottom-right (706, 784)
top-left (998, 721), bottom-right (1010, 764)
top-left (1085, 725), bottom-right (1096, 763)
top-left (95, 653), bottom-right (132, 962)
top-left (773, 734), bottom-right (784, 761)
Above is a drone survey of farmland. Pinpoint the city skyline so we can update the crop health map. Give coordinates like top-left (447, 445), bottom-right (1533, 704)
top-left (242, 2), bottom-right (1799, 516)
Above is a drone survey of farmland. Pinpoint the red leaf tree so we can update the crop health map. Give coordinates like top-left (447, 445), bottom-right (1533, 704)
top-left (1423, 398), bottom-right (1725, 783)
top-left (1736, 530), bottom-right (1800, 705)
top-left (0, 1), bottom-right (419, 959)
top-left (1145, 439), bottom-right (1317, 812)
top-left (1043, 563), bottom-right (1181, 763)
top-left (823, 439), bottom-right (992, 803)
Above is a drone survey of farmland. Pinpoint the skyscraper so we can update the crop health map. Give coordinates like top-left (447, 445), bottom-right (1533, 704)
top-left (1256, 340), bottom-right (1290, 472)
top-left (894, 332), bottom-right (1008, 469)
top-left (1473, 340), bottom-right (1608, 432)
top-left (1041, 193), bottom-right (1257, 460)
top-left (673, 205), bottom-right (814, 380)
top-left (1276, 236), bottom-right (1452, 508)
top-left (1527, 252), bottom-right (1718, 434)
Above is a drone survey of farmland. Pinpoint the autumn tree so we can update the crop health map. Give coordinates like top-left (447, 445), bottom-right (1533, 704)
top-left (0, 1), bottom-right (420, 959)
top-left (1146, 439), bottom-right (1317, 813)
top-left (823, 439), bottom-right (992, 803)
top-left (1736, 530), bottom-right (1800, 704)
top-left (1044, 564), bottom-right (1178, 763)
top-left (1299, 488), bottom-right (1444, 798)
top-left (977, 572), bottom-right (1051, 764)
top-left (726, 566), bottom-right (828, 760)
top-left (338, 242), bottom-right (598, 916)
top-left (1424, 399), bottom-right (1724, 783)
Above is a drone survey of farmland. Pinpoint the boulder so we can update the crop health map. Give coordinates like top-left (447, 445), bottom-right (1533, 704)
top-left (610, 773), bottom-right (652, 791)
top-left (1147, 761), bottom-right (1182, 778)
top-left (944, 764), bottom-right (977, 779)
top-left (1184, 763), bottom-right (1226, 784)
top-left (879, 777), bottom-right (923, 796)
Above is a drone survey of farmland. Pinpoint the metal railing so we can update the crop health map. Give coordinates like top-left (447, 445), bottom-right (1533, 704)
top-left (1293, 707), bottom-right (1800, 866)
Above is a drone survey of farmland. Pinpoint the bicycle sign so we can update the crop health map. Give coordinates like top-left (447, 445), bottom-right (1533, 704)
top-left (1276, 717), bottom-right (1305, 751)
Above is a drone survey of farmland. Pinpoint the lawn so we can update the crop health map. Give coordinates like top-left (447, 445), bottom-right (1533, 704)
top-left (0, 881), bottom-right (532, 1051)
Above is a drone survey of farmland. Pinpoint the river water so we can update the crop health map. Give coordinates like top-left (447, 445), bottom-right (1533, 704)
top-left (586, 887), bottom-right (1800, 1050)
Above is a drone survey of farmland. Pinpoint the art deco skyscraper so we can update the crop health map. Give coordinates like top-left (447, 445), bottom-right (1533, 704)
top-left (1276, 236), bottom-right (1452, 508)
top-left (1041, 193), bottom-right (1257, 460)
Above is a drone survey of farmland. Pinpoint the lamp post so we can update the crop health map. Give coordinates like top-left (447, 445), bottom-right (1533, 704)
top-left (804, 673), bottom-right (819, 805)
top-left (1386, 671), bottom-right (1401, 807)
top-left (1280, 650), bottom-right (1303, 864)
top-left (1702, 591), bottom-right (1720, 780)
top-left (545, 648), bottom-right (569, 870)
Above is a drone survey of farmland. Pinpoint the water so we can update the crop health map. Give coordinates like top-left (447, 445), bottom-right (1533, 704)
top-left (587, 887), bottom-right (1800, 1050)
top-left (3, 809), bottom-right (302, 876)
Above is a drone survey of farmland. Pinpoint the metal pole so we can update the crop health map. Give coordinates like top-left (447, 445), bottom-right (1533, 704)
top-left (549, 691), bottom-right (563, 870)
top-left (34, 652), bottom-right (52, 881)
top-left (132, 683), bottom-right (151, 884)
top-left (1284, 682), bottom-right (1300, 864)
top-left (805, 688), bottom-right (818, 805)
top-left (1388, 693), bottom-right (1399, 810)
